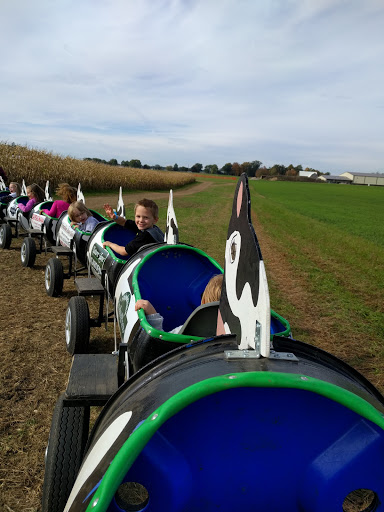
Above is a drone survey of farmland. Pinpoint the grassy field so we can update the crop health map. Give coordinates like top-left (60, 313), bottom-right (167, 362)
top-left (246, 180), bottom-right (384, 390)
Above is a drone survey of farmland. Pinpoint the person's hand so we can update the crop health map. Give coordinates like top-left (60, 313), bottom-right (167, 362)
top-left (103, 203), bottom-right (114, 219)
top-left (102, 241), bottom-right (111, 248)
top-left (135, 299), bottom-right (157, 315)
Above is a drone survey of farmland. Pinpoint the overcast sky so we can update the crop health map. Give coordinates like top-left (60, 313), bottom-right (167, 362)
top-left (1, 0), bottom-right (384, 173)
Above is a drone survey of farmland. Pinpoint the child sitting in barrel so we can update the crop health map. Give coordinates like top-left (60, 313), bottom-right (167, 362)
top-left (135, 274), bottom-right (223, 334)
top-left (0, 182), bottom-right (22, 204)
top-left (68, 201), bottom-right (100, 233)
top-left (103, 198), bottom-right (164, 257)
top-left (41, 183), bottom-right (77, 218)
top-left (17, 183), bottom-right (45, 213)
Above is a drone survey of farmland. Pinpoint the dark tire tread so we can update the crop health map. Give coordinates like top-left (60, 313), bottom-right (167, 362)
top-left (66, 296), bottom-right (90, 355)
top-left (41, 394), bottom-right (89, 512)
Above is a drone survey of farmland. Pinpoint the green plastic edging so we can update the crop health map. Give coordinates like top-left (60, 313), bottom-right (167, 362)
top-left (85, 371), bottom-right (384, 511)
top-left (271, 308), bottom-right (291, 338)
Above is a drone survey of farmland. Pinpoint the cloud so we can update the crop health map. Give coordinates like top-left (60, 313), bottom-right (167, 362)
top-left (1, 0), bottom-right (384, 172)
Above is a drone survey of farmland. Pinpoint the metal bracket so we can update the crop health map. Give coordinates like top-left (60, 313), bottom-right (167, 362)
top-left (254, 320), bottom-right (261, 355)
top-left (225, 349), bottom-right (298, 361)
top-left (269, 350), bottom-right (299, 361)
top-left (225, 350), bottom-right (261, 360)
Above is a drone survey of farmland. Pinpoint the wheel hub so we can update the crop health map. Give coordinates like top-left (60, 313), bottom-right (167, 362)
top-left (65, 308), bottom-right (71, 347)
top-left (21, 242), bottom-right (26, 262)
top-left (45, 265), bottom-right (51, 290)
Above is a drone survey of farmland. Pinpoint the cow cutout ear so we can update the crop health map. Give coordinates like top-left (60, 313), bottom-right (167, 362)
top-left (0, 176), bottom-right (6, 191)
top-left (164, 189), bottom-right (179, 244)
top-left (116, 187), bottom-right (126, 218)
top-left (77, 183), bottom-right (85, 203)
top-left (21, 179), bottom-right (27, 196)
top-left (45, 181), bottom-right (53, 201)
top-left (217, 173), bottom-right (271, 357)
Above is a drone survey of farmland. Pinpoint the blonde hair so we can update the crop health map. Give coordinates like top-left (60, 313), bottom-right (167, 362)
top-left (134, 198), bottom-right (159, 219)
top-left (27, 183), bottom-right (45, 203)
top-left (68, 201), bottom-right (93, 222)
top-left (201, 274), bottom-right (223, 304)
top-left (56, 183), bottom-right (77, 204)
top-left (9, 182), bottom-right (22, 196)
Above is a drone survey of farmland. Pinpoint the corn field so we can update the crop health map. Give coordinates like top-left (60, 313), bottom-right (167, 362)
top-left (0, 142), bottom-right (196, 192)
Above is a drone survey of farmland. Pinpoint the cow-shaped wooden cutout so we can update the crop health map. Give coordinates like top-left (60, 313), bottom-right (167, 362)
top-left (216, 173), bottom-right (270, 357)
top-left (0, 176), bottom-right (6, 191)
top-left (116, 186), bottom-right (126, 218)
top-left (164, 189), bottom-right (179, 245)
top-left (21, 179), bottom-right (27, 196)
top-left (45, 181), bottom-right (53, 201)
top-left (77, 183), bottom-right (85, 203)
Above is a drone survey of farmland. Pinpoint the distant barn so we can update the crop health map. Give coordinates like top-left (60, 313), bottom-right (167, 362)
top-left (323, 175), bottom-right (352, 184)
top-left (299, 170), bottom-right (317, 179)
top-left (340, 171), bottom-right (384, 186)
top-left (321, 172), bottom-right (384, 186)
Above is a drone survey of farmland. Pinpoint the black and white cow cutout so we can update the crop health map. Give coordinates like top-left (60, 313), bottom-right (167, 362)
top-left (216, 173), bottom-right (270, 357)
top-left (21, 179), bottom-right (27, 196)
top-left (0, 177), bottom-right (6, 191)
top-left (164, 189), bottom-right (179, 245)
top-left (77, 183), bottom-right (85, 203)
top-left (45, 181), bottom-right (53, 201)
top-left (116, 187), bottom-right (126, 218)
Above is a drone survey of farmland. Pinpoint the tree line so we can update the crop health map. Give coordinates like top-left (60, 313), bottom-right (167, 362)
top-left (83, 157), bottom-right (328, 177)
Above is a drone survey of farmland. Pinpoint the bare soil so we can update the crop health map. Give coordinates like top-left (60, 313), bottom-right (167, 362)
top-left (0, 181), bottom-right (380, 511)
top-left (84, 181), bottom-right (212, 211)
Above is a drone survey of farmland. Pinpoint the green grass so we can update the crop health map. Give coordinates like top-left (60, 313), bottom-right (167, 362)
top-left (250, 180), bottom-right (384, 247)
top-left (248, 180), bottom-right (384, 381)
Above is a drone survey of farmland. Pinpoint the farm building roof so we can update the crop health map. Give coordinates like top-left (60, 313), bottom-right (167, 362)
top-left (326, 175), bottom-right (352, 181)
top-left (344, 172), bottom-right (384, 177)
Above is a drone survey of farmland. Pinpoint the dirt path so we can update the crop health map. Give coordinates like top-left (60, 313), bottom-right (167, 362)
top-left (85, 181), bottom-right (212, 210)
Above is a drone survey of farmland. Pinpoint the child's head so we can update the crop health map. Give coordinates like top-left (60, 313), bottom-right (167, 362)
top-left (68, 201), bottom-right (93, 224)
top-left (56, 183), bottom-right (77, 204)
top-left (9, 182), bottom-right (21, 195)
top-left (134, 198), bottom-right (159, 230)
top-left (201, 274), bottom-right (223, 304)
top-left (27, 183), bottom-right (45, 203)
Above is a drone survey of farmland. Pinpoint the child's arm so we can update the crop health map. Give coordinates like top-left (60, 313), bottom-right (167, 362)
top-left (103, 240), bottom-right (128, 256)
top-left (43, 201), bottom-right (58, 217)
top-left (103, 203), bottom-right (126, 226)
top-left (135, 299), bottom-right (164, 330)
top-left (135, 299), bottom-right (157, 315)
top-left (18, 198), bottom-right (35, 212)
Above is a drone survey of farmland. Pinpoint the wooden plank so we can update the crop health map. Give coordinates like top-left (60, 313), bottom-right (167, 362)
top-left (75, 277), bottom-right (105, 295)
top-left (66, 354), bottom-right (118, 405)
top-left (51, 245), bottom-right (73, 255)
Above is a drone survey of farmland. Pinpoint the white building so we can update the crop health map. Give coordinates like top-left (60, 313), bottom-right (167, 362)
top-left (324, 175), bottom-right (352, 184)
top-left (299, 171), bottom-right (317, 179)
top-left (340, 172), bottom-right (384, 186)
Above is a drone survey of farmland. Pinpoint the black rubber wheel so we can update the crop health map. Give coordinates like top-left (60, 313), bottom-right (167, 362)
top-left (41, 393), bottom-right (89, 512)
top-left (21, 237), bottom-right (37, 267)
top-left (65, 296), bottom-right (90, 355)
top-left (45, 258), bottom-right (64, 297)
top-left (0, 224), bottom-right (12, 249)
